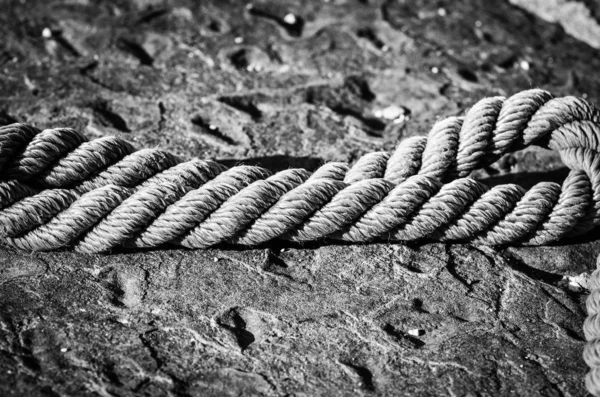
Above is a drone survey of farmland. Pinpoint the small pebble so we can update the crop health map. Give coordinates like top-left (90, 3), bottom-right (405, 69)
top-left (60, 347), bottom-right (68, 353)
top-left (519, 60), bottom-right (530, 71)
top-left (42, 27), bottom-right (52, 38)
top-left (558, 273), bottom-right (588, 292)
top-left (374, 104), bottom-right (411, 124)
top-left (431, 66), bottom-right (439, 74)
top-left (408, 329), bottom-right (425, 336)
top-left (283, 13), bottom-right (297, 25)
top-left (437, 8), bottom-right (447, 17)
top-left (247, 64), bottom-right (262, 72)
top-left (234, 37), bottom-right (244, 44)
top-left (375, 105), bottom-right (400, 120)
top-left (213, 257), bottom-right (219, 262)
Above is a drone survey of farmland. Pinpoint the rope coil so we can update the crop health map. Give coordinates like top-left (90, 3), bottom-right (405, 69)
top-left (1, 88), bottom-right (600, 253)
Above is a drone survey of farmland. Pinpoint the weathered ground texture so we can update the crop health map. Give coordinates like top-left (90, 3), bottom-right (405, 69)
top-left (2, 0), bottom-right (600, 396)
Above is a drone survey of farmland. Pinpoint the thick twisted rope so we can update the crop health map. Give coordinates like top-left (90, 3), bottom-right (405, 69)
top-left (587, 268), bottom-right (600, 395)
top-left (1, 89), bottom-right (600, 253)
top-left (585, 260), bottom-right (600, 396)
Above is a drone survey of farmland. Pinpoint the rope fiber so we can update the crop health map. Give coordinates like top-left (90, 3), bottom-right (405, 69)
top-left (1, 88), bottom-right (600, 253)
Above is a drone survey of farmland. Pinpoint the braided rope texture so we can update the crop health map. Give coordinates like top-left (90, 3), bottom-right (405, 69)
top-left (585, 262), bottom-right (600, 396)
top-left (1, 89), bottom-right (600, 254)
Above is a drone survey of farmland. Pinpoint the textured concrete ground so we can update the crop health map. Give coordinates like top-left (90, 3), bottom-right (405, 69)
top-left (2, 0), bottom-right (600, 396)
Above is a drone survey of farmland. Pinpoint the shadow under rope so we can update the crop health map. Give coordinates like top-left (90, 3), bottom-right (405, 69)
top-left (478, 167), bottom-right (571, 190)
top-left (216, 155), bottom-right (325, 173)
top-left (218, 156), bottom-right (574, 187)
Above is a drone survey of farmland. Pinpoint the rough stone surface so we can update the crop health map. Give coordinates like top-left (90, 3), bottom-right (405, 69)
top-left (510, 0), bottom-right (600, 49)
top-left (2, 0), bottom-right (600, 396)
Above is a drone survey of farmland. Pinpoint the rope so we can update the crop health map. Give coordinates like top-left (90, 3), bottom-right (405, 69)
top-left (585, 261), bottom-right (600, 396)
top-left (1, 89), bottom-right (600, 253)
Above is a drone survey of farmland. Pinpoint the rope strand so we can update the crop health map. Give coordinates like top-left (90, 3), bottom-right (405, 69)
top-left (1, 88), bottom-right (600, 253)
top-left (584, 260), bottom-right (600, 396)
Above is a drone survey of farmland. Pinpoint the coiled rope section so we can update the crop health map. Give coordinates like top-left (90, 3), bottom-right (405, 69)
top-left (1, 89), bottom-right (600, 254)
